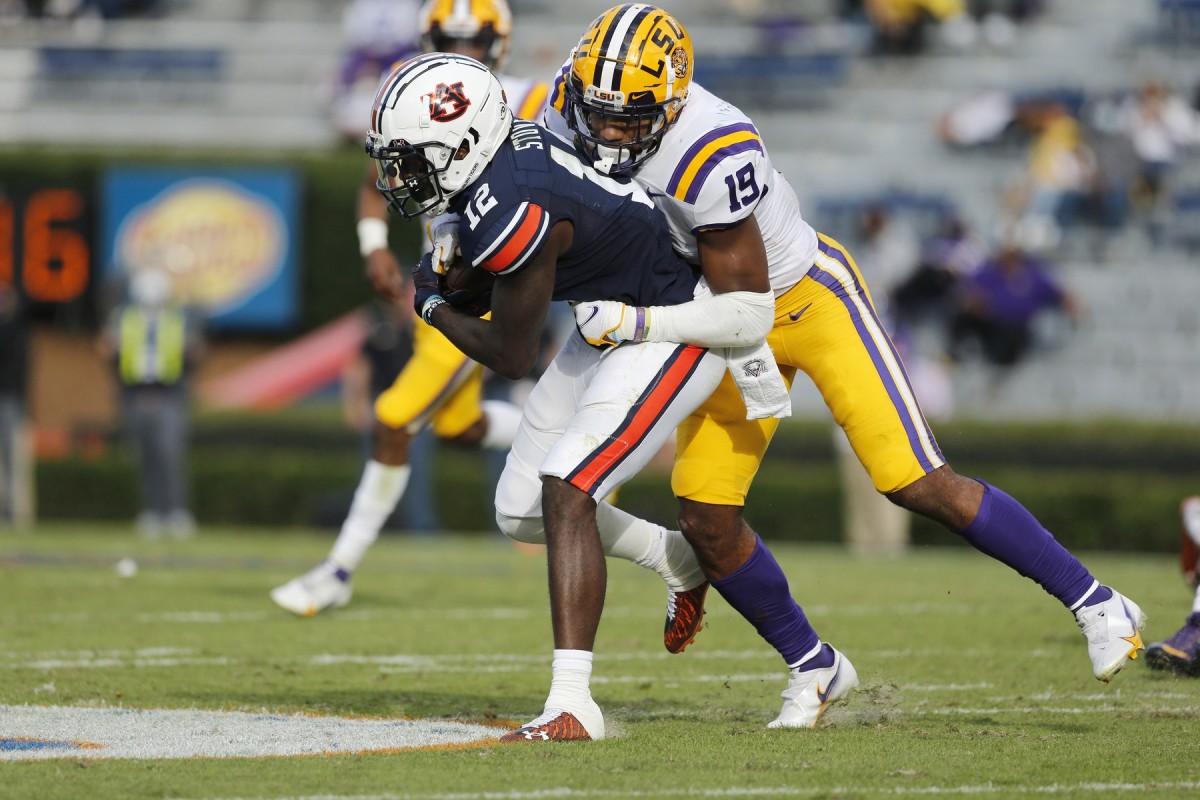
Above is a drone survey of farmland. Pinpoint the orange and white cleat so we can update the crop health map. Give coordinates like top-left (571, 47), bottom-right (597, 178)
top-left (499, 708), bottom-right (601, 742)
top-left (664, 582), bottom-right (708, 654)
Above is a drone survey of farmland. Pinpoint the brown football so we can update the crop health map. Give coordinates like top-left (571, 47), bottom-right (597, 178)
top-left (441, 257), bottom-right (495, 310)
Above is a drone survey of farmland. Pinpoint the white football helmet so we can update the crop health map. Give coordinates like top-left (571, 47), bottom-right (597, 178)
top-left (366, 52), bottom-right (512, 218)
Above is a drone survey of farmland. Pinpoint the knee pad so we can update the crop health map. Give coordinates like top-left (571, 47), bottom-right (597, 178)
top-left (496, 512), bottom-right (546, 545)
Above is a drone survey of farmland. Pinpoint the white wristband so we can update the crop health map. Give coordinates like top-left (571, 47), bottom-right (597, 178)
top-left (357, 217), bottom-right (389, 258)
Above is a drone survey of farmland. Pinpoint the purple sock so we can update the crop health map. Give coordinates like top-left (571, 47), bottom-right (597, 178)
top-left (710, 536), bottom-right (821, 666)
top-left (958, 481), bottom-right (1110, 610)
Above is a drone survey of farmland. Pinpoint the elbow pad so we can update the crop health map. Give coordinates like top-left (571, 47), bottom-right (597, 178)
top-left (645, 290), bottom-right (775, 348)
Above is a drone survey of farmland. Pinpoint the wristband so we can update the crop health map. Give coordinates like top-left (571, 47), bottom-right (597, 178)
top-left (632, 307), bottom-right (648, 343)
top-left (421, 295), bottom-right (447, 325)
top-left (357, 217), bottom-right (389, 258)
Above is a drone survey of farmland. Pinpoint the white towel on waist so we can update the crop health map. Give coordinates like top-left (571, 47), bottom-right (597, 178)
top-left (724, 341), bottom-right (791, 420)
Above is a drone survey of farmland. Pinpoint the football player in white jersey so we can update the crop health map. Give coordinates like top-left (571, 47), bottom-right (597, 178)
top-left (532, 3), bottom-right (1146, 727)
top-left (270, 0), bottom-right (550, 618)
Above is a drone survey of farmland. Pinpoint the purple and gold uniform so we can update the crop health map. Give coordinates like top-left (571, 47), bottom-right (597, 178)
top-left (373, 71), bottom-right (549, 438)
top-left (547, 76), bottom-right (945, 503)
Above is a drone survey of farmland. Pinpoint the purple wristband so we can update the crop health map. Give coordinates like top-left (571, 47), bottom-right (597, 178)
top-left (633, 307), bottom-right (647, 342)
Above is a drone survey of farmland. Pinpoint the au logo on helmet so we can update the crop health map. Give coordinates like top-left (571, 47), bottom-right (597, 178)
top-left (425, 82), bottom-right (472, 122)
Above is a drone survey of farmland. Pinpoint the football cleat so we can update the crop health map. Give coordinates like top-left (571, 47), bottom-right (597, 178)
top-left (269, 560), bottom-right (352, 617)
top-left (664, 581), bottom-right (708, 654)
top-left (1145, 612), bottom-right (1200, 676)
top-left (768, 644), bottom-right (858, 729)
top-left (499, 707), bottom-right (603, 742)
top-left (1074, 587), bottom-right (1146, 682)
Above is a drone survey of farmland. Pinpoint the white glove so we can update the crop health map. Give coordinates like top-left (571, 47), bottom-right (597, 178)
top-left (426, 213), bottom-right (461, 275)
top-left (573, 299), bottom-right (649, 347)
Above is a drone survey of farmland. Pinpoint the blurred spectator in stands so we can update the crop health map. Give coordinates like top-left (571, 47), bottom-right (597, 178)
top-left (893, 213), bottom-right (986, 329)
top-left (1146, 495), bottom-right (1200, 676)
top-left (1078, 97), bottom-right (1139, 247)
top-left (98, 268), bottom-right (205, 539)
top-left (0, 283), bottom-right (33, 529)
top-left (939, 90), bottom-right (1021, 148)
top-left (329, 0), bottom-right (423, 142)
top-left (342, 299), bottom-right (440, 533)
top-left (1001, 102), bottom-right (1097, 252)
top-left (963, 0), bottom-right (1045, 48)
top-left (863, 0), bottom-right (973, 55)
top-left (1118, 80), bottom-right (1200, 244)
top-left (849, 202), bottom-right (921, 323)
top-left (948, 236), bottom-right (1079, 367)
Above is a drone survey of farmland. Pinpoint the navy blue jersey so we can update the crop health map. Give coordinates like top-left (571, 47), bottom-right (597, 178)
top-left (450, 119), bottom-right (699, 307)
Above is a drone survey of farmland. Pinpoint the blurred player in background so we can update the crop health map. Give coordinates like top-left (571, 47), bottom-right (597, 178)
top-left (1146, 496), bottom-right (1200, 675)
top-left (271, 0), bottom-right (549, 617)
top-left (545, 4), bottom-right (1145, 722)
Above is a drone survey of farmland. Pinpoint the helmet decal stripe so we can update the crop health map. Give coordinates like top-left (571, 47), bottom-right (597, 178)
top-left (597, 4), bottom-right (649, 93)
top-left (613, 6), bottom-right (655, 66)
top-left (373, 56), bottom-right (445, 133)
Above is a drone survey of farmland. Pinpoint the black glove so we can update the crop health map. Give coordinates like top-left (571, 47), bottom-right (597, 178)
top-left (411, 251), bottom-right (446, 324)
top-left (443, 283), bottom-right (493, 319)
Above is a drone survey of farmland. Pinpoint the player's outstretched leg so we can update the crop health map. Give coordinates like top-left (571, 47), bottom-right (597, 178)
top-left (945, 479), bottom-right (1146, 680)
top-left (705, 534), bottom-right (857, 726)
top-left (594, 502), bottom-right (709, 653)
top-left (270, 459), bottom-right (408, 616)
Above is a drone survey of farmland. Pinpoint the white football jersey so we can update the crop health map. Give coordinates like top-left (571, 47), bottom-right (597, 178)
top-left (545, 80), bottom-right (816, 297)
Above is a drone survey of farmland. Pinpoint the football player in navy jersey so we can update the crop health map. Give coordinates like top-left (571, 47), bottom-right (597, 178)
top-left (542, 1), bottom-right (1146, 724)
top-left (271, 0), bottom-right (552, 618)
top-left (366, 52), bottom-right (775, 741)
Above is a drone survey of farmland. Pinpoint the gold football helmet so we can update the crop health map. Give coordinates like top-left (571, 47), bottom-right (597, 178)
top-left (565, 4), bottom-right (693, 174)
top-left (419, 0), bottom-right (513, 71)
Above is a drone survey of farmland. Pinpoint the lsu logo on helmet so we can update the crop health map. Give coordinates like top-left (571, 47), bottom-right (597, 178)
top-left (563, 4), bottom-right (694, 174)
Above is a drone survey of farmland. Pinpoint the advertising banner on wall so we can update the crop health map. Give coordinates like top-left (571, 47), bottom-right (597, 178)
top-left (101, 168), bottom-right (301, 331)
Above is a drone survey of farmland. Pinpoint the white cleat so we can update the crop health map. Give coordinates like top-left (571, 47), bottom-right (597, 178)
top-left (1074, 587), bottom-right (1146, 682)
top-left (768, 645), bottom-right (858, 729)
top-left (270, 561), bottom-right (352, 617)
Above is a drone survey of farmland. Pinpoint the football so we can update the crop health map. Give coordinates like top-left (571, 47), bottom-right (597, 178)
top-left (441, 256), bottom-right (495, 316)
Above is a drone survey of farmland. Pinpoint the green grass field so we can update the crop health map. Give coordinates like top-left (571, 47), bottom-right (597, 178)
top-left (2, 524), bottom-right (1198, 799)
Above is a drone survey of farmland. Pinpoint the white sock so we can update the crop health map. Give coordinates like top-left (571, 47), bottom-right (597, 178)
top-left (1192, 584), bottom-right (1200, 616)
top-left (329, 461), bottom-right (409, 571)
top-left (594, 502), bottom-right (705, 592)
top-left (544, 647), bottom-right (600, 734)
top-left (480, 399), bottom-right (522, 450)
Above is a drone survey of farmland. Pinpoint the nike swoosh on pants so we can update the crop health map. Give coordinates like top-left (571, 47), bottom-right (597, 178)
top-left (789, 303), bottom-right (812, 322)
